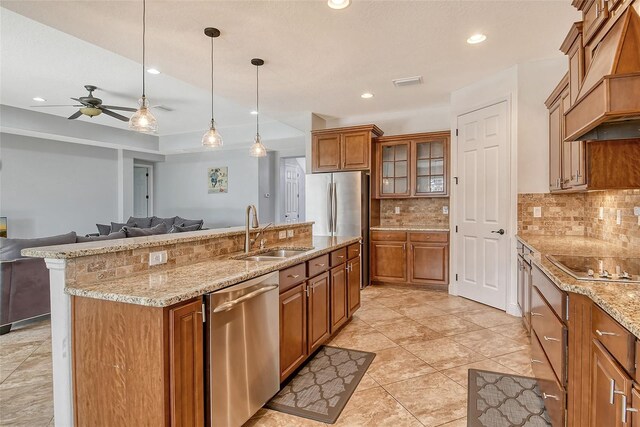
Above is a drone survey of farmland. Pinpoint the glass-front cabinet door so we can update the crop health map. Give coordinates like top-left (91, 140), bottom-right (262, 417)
top-left (414, 138), bottom-right (447, 196)
top-left (380, 142), bottom-right (410, 197)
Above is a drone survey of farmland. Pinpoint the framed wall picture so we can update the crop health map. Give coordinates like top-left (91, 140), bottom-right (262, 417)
top-left (208, 167), bottom-right (228, 193)
top-left (0, 217), bottom-right (6, 238)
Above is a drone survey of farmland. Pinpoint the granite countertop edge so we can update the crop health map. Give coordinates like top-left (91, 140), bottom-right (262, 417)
top-left (21, 222), bottom-right (314, 259)
top-left (517, 234), bottom-right (640, 339)
top-left (64, 236), bottom-right (361, 307)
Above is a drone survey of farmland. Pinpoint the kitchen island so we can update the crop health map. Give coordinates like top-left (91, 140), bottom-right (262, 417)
top-left (23, 222), bottom-right (362, 426)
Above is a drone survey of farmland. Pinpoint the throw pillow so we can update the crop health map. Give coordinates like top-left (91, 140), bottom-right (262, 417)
top-left (0, 231), bottom-right (77, 261)
top-left (150, 216), bottom-right (177, 229)
top-left (122, 223), bottom-right (168, 237)
top-left (127, 216), bottom-right (153, 228)
top-left (174, 216), bottom-right (204, 230)
top-left (76, 231), bottom-right (127, 243)
top-left (169, 223), bottom-right (202, 233)
top-left (111, 221), bottom-right (133, 233)
top-left (96, 223), bottom-right (112, 235)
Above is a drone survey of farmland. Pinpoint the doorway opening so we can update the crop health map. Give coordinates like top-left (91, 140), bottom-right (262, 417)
top-left (133, 164), bottom-right (153, 218)
top-left (279, 157), bottom-right (306, 223)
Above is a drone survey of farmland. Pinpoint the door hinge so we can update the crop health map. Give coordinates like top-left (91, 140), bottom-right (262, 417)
top-left (455, 274), bottom-right (458, 281)
top-left (146, 173), bottom-right (149, 177)
top-left (455, 129), bottom-right (459, 136)
top-left (455, 225), bottom-right (458, 233)
top-left (146, 195), bottom-right (149, 199)
top-left (454, 177), bottom-right (458, 185)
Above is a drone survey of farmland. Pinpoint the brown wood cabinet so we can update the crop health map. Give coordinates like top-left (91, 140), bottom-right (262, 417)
top-left (279, 283), bottom-right (308, 381)
top-left (583, 0), bottom-right (609, 44)
top-left (307, 272), bottom-right (330, 354)
top-left (311, 125), bottom-right (383, 173)
top-left (330, 265), bottom-right (348, 332)
top-left (374, 131), bottom-right (450, 198)
top-left (347, 255), bottom-right (361, 316)
top-left (591, 339), bottom-right (632, 427)
top-left (371, 230), bottom-right (449, 286)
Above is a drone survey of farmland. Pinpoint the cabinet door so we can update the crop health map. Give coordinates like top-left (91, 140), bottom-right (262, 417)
top-left (280, 284), bottom-right (308, 381)
top-left (583, 0), bottom-right (608, 44)
top-left (308, 273), bottom-right (330, 354)
top-left (379, 142), bottom-right (410, 197)
top-left (568, 35), bottom-right (585, 105)
top-left (330, 265), bottom-right (348, 332)
top-left (347, 256), bottom-right (361, 316)
top-left (631, 387), bottom-right (640, 427)
top-left (169, 299), bottom-right (205, 427)
top-left (409, 243), bottom-right (448, 285)
top-left (549, 100), bottom-right (563, 191)
top-left (312, 133), bottom-right (341, 172)
top-left (413, 138), bottom-right (448, 197)
top-left (341, 130), bottom-right (370, 170)
top-left (591, 340), bottom-right (631, 427)
top-left (371, 241), bottom-right (407, 282)
top-left (570, 140), bottom-right (587, 186)
top-left (561, 90), bottom-right (573, 189)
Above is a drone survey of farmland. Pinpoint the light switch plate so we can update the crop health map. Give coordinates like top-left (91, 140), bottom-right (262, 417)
top-left (616, 209), bottom-right (622, 225)
top-left (599, 207), bottom-right (604, 220)
top-left (278, 230), bottom-right (287, 239)
top-left (394, 207), bottom-right (401, 214)
top-left (442, 206), bottom-right (449, 215)
top-left (149, 250), bottom-right (167, 266)
top-left (634, 206), bottom-right (640, 216)
top-left (533, 207), bottom-right (542, 218)
top-left (287, 229), bottom-right (294, 238)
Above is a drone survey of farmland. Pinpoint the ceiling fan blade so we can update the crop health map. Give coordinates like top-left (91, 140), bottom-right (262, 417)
top-left (101, 105), bottom-right (137, 112)
top-left (30, 104), bottom-right (81, 108)
top-left (100, 107), bottom-right (129, 122)
top-left (68, 111), bottom-right (83, 120)
top-left (71, 97), bottom-right (83, 102)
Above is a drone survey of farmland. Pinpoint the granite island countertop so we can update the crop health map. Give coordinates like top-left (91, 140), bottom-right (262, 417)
top-left (370, 225), bottom-right (450, 232)
top-left (517, 234), bottom-right (640, 339)
top-left (64, 235), bottom-right (360, 307)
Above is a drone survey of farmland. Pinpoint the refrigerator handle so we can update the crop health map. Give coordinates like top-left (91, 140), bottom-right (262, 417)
top-left (332, 182), bottom-right (338, 235)
top-left (327, 183), bottom-right (334, 233)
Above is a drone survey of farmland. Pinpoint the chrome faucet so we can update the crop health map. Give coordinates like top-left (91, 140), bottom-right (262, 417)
top-left (253, 222), bottom-right (274, 249)
top-left (245, 205), bottom-right (260, 253)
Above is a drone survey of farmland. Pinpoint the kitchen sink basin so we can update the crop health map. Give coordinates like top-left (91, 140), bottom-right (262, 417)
top-left (236, 248), bottom-right (310, 262)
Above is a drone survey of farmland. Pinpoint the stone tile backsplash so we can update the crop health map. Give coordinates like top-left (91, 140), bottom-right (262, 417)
top-left (380, 198), bottom-right (450, 227)
top-left (518, 190), bottom-right (640, 251)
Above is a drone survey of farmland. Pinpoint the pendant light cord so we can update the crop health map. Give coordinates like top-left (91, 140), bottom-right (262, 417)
top-left (256, 64), bottom-right (259, 136)
top-left (211, 35), bottom-right (214, 122)
top-left (142, 0), bottom-right (146, 98)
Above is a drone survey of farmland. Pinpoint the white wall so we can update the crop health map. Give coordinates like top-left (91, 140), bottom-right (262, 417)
top-left (154, 149), bottom-right (260, 228)
top-left (0, 133), bottom-right (119, 238)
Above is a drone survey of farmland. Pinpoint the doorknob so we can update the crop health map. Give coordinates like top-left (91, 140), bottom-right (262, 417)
top-left (491, 229), bottom-right (505, 235)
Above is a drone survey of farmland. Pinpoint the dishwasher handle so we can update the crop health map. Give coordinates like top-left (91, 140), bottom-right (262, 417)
top-left (212, 284), bottom-right (279, 313)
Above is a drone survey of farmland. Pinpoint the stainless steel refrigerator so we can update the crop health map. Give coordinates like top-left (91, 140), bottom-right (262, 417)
top-left (305, 171), bottom-right (370, 287)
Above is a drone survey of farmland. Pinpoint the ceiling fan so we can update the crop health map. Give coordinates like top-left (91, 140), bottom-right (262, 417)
top-left (31, 85), bottom-right (137, 122)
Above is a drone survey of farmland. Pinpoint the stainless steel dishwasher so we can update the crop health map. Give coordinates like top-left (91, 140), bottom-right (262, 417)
top-left (204, 272), bottom-right (280, 427)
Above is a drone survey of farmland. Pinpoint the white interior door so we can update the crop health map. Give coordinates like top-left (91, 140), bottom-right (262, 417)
top-left (284, 164), bottom-right (299, 223)
top-left (455, 101), bottom-right (509, 310)
top-left (133, 166), bottom-right (149, 217)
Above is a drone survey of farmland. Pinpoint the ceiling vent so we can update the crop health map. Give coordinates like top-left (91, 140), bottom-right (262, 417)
top-left (392, 76), bottom-right (423, 87)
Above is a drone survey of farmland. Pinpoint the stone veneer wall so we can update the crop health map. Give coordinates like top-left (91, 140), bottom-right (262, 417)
top-left (518, 190), bottom-right (640, 250)
top-left (65, 224), bottom-right (313, 286)
top-left (379, 198), bottom-right (450, 227)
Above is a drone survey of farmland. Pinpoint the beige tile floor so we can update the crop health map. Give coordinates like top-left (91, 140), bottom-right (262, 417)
top-left (0, 285), bottom-right (532, 426)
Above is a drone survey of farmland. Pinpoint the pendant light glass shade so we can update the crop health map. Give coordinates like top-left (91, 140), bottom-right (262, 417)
top-left (202, 119), bottom-right (223, 147)
top-left (129, 96), bottom-right (157, 133)
top-left (249, 134), bottom-right (267, 157)
top-left (250, 58), bottom-right (267, 157)
top-left (130, 0), bottom-right (158, 133)
top-left (203, 27), bottom-right (222, 148)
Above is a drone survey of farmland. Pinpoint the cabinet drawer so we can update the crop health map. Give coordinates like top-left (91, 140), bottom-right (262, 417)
top-left (409, 232), bottom-right (448, 243)
top-left (531, 286), bottom-right (567, 384)
top-left (531, 331), bottom-right (566, 427)
top-left (279, 263), bottom-right (307, 293)
top-left (592, 305), bottom-right (635, 374)
top-left (347, 243), bottom-right (361, 260)
top-left (330, 247), bottom-right (347, 267)
top-left (532, 264), bottom-right (567, 321)
top-left (371, 231), bottom-right (407, 241)
top-left (307, 254), bottom-right (329, 278)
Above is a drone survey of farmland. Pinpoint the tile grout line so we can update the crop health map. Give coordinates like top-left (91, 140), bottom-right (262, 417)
top-left (0, 339), bottom-right (46, 386)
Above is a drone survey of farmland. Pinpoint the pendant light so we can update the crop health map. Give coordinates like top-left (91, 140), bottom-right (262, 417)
top-left (249, 58), bottom-right (267, 158)
top-left (129, 0), bottom-right (158, 133)
top-left (202, 27), bottom-right (223, 148)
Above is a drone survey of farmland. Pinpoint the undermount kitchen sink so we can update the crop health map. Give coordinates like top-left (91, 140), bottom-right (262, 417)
top-left (236, 248), bottom-right (310, 262)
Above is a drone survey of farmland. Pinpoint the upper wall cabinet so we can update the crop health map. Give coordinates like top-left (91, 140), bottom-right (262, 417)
top-left (373, 131), bottom-right (450, 199)
top-left (311, 125), bottom-right (384, 173)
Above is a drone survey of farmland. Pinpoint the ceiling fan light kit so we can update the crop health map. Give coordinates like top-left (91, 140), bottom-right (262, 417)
top-left (129, 0), bottom-right (158, 134)
top-left (202, 27), bottom-right (223, 148)
top-left (249, 58), bottom-right (267, 158)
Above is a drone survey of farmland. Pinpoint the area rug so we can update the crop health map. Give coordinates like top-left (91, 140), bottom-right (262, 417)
top-left (467, 369), bottom-right (552, 427)
top-left (265, 346), bottom-right (376, 424)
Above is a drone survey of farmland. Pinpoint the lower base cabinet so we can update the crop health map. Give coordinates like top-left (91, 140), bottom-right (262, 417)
top-left (308, 272), bottom-right (330, 354)
top-left (330, 265), bottom-right (348, 332)
top-left (347, 256), bottom-right (361, 316)
top-left (279, 283), bottom-right (308, 382)
top-left (590, 340), bottom-right (631, 427)
top-left (409, 242), bottom-right (448, 284)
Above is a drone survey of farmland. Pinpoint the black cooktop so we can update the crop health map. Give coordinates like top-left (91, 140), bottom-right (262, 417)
top-left (547, 255), bottom-right (640, 284)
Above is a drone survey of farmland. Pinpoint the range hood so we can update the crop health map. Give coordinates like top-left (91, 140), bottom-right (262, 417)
top-left (564, 5), bottom-right (640, 141)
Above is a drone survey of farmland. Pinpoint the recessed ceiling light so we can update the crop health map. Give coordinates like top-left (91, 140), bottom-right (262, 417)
top-left (250, 110), bottom-right (259, 115)
top-left (467, 34), bottom-right (487, 44)
top-left (327, 0), bottom-right (350, 10)
top-left (146, 68), bottom-right (161, 75)
top-left (361, 92), bottom-right (374, 99)
top-left (32, 97), bottom-right (46, 102)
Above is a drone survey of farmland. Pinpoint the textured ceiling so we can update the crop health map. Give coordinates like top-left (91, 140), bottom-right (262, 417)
top-left (1, 0), bottom-right (580, 136)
